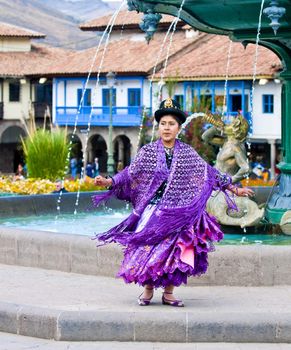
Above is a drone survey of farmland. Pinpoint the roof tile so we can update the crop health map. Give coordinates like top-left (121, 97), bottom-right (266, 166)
top-left (160, 35), bottom-right (281, 79)
top-left (0, 22), bottom-right (45, 38)
top-left (80, 10), bottom-right (183, 31)
top-left (41, 31), bottom-right (197, 76)
top-left (0, 44), bottom-right (71, 77)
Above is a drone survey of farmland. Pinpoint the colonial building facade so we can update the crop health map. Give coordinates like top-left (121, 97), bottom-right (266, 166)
top-left (0, 14), bottom-right (282, 178)
top-left (0, 22), bottom-right (68, 173)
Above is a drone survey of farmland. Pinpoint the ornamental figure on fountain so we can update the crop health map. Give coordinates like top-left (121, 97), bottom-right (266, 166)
top-left (202, 113), bottom-right (264, 228)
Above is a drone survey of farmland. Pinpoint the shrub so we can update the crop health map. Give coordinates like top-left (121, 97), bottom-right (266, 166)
top-left (22, 127), bottom-right (69, 181)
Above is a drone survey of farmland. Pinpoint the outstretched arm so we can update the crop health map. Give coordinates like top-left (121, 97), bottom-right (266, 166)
top-left (228, 184), bottom-right (254, 197)
top-left (94, 176), bottom-right (112, 187)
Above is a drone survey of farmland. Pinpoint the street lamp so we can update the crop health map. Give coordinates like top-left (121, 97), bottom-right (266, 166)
top-left (106, 71), bottom-right (116, 176)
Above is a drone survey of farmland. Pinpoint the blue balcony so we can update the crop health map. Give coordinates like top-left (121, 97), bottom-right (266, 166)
top-left (55, 106), bottom-right (144, 127)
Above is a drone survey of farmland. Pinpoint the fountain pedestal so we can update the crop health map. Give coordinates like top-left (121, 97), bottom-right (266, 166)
top-left (265, 60), bottom-right (291, 223)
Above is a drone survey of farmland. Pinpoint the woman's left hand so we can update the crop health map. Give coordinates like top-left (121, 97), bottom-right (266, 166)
top-left (236, 187), bottom-right (255, 197)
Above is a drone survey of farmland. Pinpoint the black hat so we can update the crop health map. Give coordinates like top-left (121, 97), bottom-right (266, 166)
top-left (154, 97), bottom-right (187, 124)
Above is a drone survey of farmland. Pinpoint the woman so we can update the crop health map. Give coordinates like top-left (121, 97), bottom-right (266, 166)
top-left (93, 98), bottom-right (253, 307)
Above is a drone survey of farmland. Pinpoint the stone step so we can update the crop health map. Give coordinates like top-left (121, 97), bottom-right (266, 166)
top-left (0, 332), bottom-right (291, 350)
top-left (0, 264), bottom-right (290, 343)
top-left (1, 227), bottom-right (291, 286)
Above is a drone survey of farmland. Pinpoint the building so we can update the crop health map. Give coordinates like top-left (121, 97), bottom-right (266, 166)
top-left (45, 12), bottom-right (198, 172)
top-left (156, 32), bottom-right (282, 177)
top-left (0, 13), bottom-right (283, 178)
top-left (51, 10), bottom-right (281, 176)
top-left (0, 22), bottom-right (69, 173)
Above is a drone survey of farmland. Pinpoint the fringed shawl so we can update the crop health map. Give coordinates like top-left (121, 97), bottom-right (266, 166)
top-left (92, 139), bottom-right (235, 246)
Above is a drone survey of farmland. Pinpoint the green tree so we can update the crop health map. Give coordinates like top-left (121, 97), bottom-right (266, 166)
top-left (182, 93), bottom-right (216, 163)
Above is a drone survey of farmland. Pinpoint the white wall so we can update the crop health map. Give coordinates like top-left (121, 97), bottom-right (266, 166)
top-left (109, 30), bottom-right (145, 43)
top-left (0, 38), bottom-right (31, 52)
top-left (2, 79), bottom-right (31, 120)
top-left (56, 77), bottom-right (146, 108)
top-left (251, 81), bottom-right (281, 140)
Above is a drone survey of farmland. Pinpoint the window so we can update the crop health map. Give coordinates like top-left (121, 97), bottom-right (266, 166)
top-left (263, 94), bottom-right (274, 113)
top-left (229, 94), bottom-right (248, 113)
top-left (230, 95), bottom-right (242, 112)
top-left (128, 88), bottom-right (141, 114)
top-left (128, 88), bottom-right (141, 106)
top-left (77, 89), bottom-right (91, 106)
top-left (201, 94), bottom-right (212, 111)
top-left (102, 88), bottom-right (117, 115)
top-left (9, 81), bottom-right (20, 102)
top-left (102, 88), bottom-right (116, 106)
top-left (102, 89), bottom-right (116, 107)
top-left (36, 83), bottom-right (52, 103)
top-left (174, 94), bottom-right (184, 108)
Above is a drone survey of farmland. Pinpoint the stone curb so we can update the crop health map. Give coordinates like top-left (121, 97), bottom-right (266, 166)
top-left (0, 301), bottom-right (291, 342)
top-left (1, 227), bottom-right (291, 286)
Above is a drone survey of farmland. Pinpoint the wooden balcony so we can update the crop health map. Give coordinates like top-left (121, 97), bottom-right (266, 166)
top-left (33, 102), bottom-right (52, 120)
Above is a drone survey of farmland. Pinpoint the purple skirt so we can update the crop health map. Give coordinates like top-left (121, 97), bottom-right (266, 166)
top-left (117, 204), bottom-right (223, 288)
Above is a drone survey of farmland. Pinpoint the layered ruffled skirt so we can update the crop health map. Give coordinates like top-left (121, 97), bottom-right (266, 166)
top-left (117, 204), bottom-right (223, 288)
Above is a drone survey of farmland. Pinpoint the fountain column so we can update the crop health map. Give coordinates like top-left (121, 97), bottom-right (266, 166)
top-left (266, 71), bottom-right (291, 223)
top-left (269, 139), bottom-right (276, 179)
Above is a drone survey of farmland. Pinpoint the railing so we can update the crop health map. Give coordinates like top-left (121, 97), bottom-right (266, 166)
top-left (55, 106), bottom-right (148, 127)
top-left (33, 102), bottom-right (52, 120)
top-left (0, 102), bottom-right (3, 120)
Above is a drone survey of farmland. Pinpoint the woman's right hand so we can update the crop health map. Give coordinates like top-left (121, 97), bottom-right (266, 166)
top-left (94, 176), bottom-right (112, 188)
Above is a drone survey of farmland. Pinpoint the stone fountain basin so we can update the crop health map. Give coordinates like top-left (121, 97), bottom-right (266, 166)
top-left (1, 186), bottom-right (290, 287)
top-left (0, 186), bottom-right (271, 217)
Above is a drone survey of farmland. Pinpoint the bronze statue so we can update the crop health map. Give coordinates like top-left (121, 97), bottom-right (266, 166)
top-left (202, 114), bottom-right (264, 228)
top-left (202, 114), bottom-right (250, 183)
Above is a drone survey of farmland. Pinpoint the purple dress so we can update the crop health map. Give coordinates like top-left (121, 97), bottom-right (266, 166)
top-left (92, 139), bottom-right (235, 288)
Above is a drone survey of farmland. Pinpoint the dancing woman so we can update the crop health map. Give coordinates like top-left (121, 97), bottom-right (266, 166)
top-left (93, 98), bottom-right (253, 307)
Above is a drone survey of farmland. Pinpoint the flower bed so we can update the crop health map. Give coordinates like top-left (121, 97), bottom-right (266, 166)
top-left (241, 178), bottom-right (276, 187)
top-left (0, 177), bottom-right (102, 195)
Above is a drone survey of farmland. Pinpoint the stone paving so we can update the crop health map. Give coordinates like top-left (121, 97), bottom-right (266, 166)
top-left (0, 332), bottom-right (291, 350)
top-left (0, 264), bottom-right (291, 343)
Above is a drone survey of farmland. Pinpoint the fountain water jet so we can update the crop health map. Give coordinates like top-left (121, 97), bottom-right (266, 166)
top-left (56, 1), bottom-right (126, 217)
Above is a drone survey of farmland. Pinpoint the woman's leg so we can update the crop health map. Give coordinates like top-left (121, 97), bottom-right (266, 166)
top-left (141, 284), bottom-right (154, 299)
top-left (164, 284), bottom-right (176, 301)
top-left (163, 284), bottom-right (184, 307)
top-left (138, 284), bottom-right (154, 306)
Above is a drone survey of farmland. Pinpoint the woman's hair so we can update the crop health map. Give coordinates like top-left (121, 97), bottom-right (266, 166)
top-left (158, 114), bottom-right (183, 126)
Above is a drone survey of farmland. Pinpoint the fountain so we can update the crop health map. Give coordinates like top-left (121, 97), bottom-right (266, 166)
top-left (126, 0), bottom-right (291, 232)
top-left (0, 4), bottom-right (291, 342)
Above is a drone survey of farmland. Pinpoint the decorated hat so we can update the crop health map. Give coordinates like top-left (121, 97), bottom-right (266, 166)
top-left (154, 97), bottom-right (187, 124)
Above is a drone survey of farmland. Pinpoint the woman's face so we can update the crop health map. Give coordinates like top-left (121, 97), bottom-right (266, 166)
top-left (158, 115), bottom-right (180, 143)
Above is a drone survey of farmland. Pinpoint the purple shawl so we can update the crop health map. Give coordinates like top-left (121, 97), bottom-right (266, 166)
top-left (92, 139), bottom-right (235, 246)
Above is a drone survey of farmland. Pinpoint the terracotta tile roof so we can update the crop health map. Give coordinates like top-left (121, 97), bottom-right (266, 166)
top-left (42, 31), bottom-right (200, 76)
top-left (0, 22), bottom-right (45, 38)
top-left (80, 10), bottom-right (184, 31)
top-left (0, 44), bottom-right (71, 77)
top-left (160, 35), bottom-right (281, 80)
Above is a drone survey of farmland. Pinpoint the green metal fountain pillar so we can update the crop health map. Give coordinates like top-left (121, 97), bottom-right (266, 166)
top-left (266, 67), bottom-right (291, 223)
